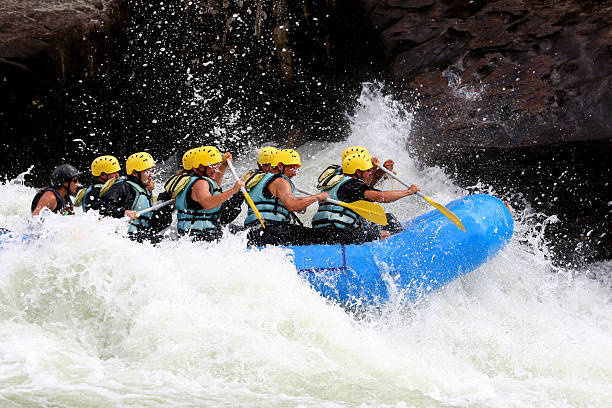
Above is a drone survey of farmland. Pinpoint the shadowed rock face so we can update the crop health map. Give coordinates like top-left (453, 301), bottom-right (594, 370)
top-left (359, 0), bottom-right (611, 150)
top-left (0, 0), bottom-right (380, 185)
top-left (357, 0), bottom-right (611, 262)
top-left (0, 0), bottom-right (128, 180)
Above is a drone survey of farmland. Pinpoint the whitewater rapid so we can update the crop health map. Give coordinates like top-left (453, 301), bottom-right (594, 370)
top-left (1, 87), bottom-right (611, 407)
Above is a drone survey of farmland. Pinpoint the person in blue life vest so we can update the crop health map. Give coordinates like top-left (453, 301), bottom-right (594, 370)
top-left (163, 147), bottom-right (200, 196)
top-left (79, 155), bottom-right (121, 212)
top-left (98, 152), bottom-right (173, 242)
top-left (316, 145), bottom-right (395, 191)
top-left (31, 164), bottom-right (82, 216)
top-left (245, 149), bottom-right (329, 246)
top-left (311, 152), bottom-right (420, 244)
top-left (174, 146), bottom-right (246, 241)
top-left (243, 146), bottom-right (279, 192)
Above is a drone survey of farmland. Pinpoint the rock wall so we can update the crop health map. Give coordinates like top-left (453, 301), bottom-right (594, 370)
top-left (0, 0), bottom-right (129, 179)
top-left (356, 0), bottom-right (611, 262)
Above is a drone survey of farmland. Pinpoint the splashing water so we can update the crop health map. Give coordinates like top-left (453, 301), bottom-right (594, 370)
top-left (1, 86), bottom-right (611, 407)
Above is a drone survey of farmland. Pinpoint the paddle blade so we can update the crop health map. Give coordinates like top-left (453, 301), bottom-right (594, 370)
top-left (422, 195), bottom-right (466, 232)
top-left (243, 190), bottom-right (265, 229)
top-left (339, 200), bottom-right (388, 226)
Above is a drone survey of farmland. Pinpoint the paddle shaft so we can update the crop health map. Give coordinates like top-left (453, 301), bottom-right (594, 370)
top-left (376, 163), bottom-right (466, 231)
top-left (295, 187), bottom-right (343, 206)
top-left (295, 187), bottom-right (387, 226)
top-left (136, 199), bottom-right (174, 217)
top-left (225, 159), bottom-right (246, 195)
top-left (226, 159), bottom-right (266, 228)
top-left (375, 164), bottom-right (424, 198)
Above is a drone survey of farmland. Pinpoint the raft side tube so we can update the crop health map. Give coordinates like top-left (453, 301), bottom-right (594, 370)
top-left (289, 194), bottom-right (513, 304)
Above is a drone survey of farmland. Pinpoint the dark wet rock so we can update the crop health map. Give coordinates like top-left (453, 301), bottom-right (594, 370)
top-left (354, 0), bottom-right (611, 262)
top-left (0, 0), bottom-right (129, 179)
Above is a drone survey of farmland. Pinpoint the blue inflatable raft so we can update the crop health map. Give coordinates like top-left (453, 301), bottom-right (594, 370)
top-left (289, 194), bottom-right (513, 305)
top-left (1, 194), bottom-right (512, 305)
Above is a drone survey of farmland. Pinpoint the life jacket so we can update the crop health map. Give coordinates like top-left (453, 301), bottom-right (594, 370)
top-left (164, 173), bottom-right (192, 196)
top-left (244, 173), bottom-right (294, 227)
top-left (112, 179), bottom-right (154, 234)
top-left (81, 184), bottom-right (103, 212)
top-left (312, 176), bottom-right (362, 229)
top-left (175, 176), bottom-right (222, 235)
top-left (317, 164), bottom-right (343, 190)
top-left (31, 187), bottom-right (74, 215)
top-left (244, 170), bottom-right (266, 191)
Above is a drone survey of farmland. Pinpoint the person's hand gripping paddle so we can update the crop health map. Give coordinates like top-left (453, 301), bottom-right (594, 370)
top-left (226, 158), bottom-right (265, 229)
top-left (376, 164), bottom-right (465, 232)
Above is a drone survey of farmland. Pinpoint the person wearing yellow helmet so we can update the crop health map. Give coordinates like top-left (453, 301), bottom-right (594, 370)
top-left (245, 148), bottom-right (328, 246)
top-left (174, 146), bottom-right (245, 241)
top-left (242, 146), bottom-right (279, 192)
top-left (317, 146), bottom-right (396, 191)
top-left (31, 164), bottom-right (83, 216)
top-left (256, 146), bottom-right (279, 173)
top-left (98, 152), bottom-right (173, 241)
top-left (311, 152), bottom-right (419, 243)
top-left (163, 147), bottom-right (200, 197)
top-left (80, 155), bottom-right (121, 212)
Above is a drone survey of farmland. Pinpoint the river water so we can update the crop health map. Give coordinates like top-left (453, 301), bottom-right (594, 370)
top-left (1, 87), bottom-right (611, 407)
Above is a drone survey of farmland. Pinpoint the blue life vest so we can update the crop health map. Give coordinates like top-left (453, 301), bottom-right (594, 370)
top-left (81, 184), bottom-right (103, 212)
top-left (175, 176), bottom-right (222, 235)
top-left (312, 176), bottom-right (361, 229)
top-left (115, 179), bottom-right (154, 234)
top-left (244, 173), bottom-right (294, 226)
top-left (31, 187), bottom-right (73, 215)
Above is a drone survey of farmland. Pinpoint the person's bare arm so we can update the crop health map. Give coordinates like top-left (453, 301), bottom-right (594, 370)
top-left (364, 185), bottom-right (419, 203)
top-left (268, 178), bottom-right (328, 212)
top-left (191, 178), bottom-right (243, 210)
top-left (32, 191), bottom-right (57, 215)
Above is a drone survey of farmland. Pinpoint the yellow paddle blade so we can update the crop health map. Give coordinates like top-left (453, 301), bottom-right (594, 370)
top-left (338, 200), bottom-right (388, 226)
top-left (422, 195), bottom-right (466, 232)
top-left (74, 188), bottom-right (86, 207)
top-left (243, 190), bottom-right (265, 229)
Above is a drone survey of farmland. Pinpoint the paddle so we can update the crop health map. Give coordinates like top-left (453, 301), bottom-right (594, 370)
top-left (226, 159), bottom-right (266, 229)
top-left (135, 199), bottom-right (174, 217)
top-left (295, 188), bottom-right (388, 226)
top-left (375, 164), bottom-right (466, 232)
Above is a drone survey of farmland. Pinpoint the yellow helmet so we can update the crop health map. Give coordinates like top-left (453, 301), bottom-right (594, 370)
top-left (192, 146), bottom-right (222, 168)
top-left (126, 152), bottom-right (156, 174)
top-left (342, 152), bottom-right (373, 175)
top-left (257, 146), bottom-right (279, 165)
top-left (271, 149), bottom-right (301, 167)
top-left (342, 145), bottom-right (371, 161)
top-left (181, 147), bottom-right (198, 170)
top-left (91, 155), bottom-right (121, 176)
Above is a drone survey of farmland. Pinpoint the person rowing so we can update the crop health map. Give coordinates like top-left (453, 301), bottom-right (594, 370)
top-left (242, 146), bottom-right (279, 192)
top-left (98, 152), bottom-right (173, 242)
top-left (174, 146), bottom-right (245, 241)
top-left (31, 164), bottom-right (82, 216)
top-left (245, 149), bottom-right (328, 246)
top-left (312, 152), bottom-right (419, 243)
top-left (316, 145), bottom-right (395, 191)
top-left (78, 155), bottom-right (121, 212)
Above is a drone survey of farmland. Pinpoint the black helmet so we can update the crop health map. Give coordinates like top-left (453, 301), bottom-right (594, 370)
top-left (51, 164), bottom-right (82, 186)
